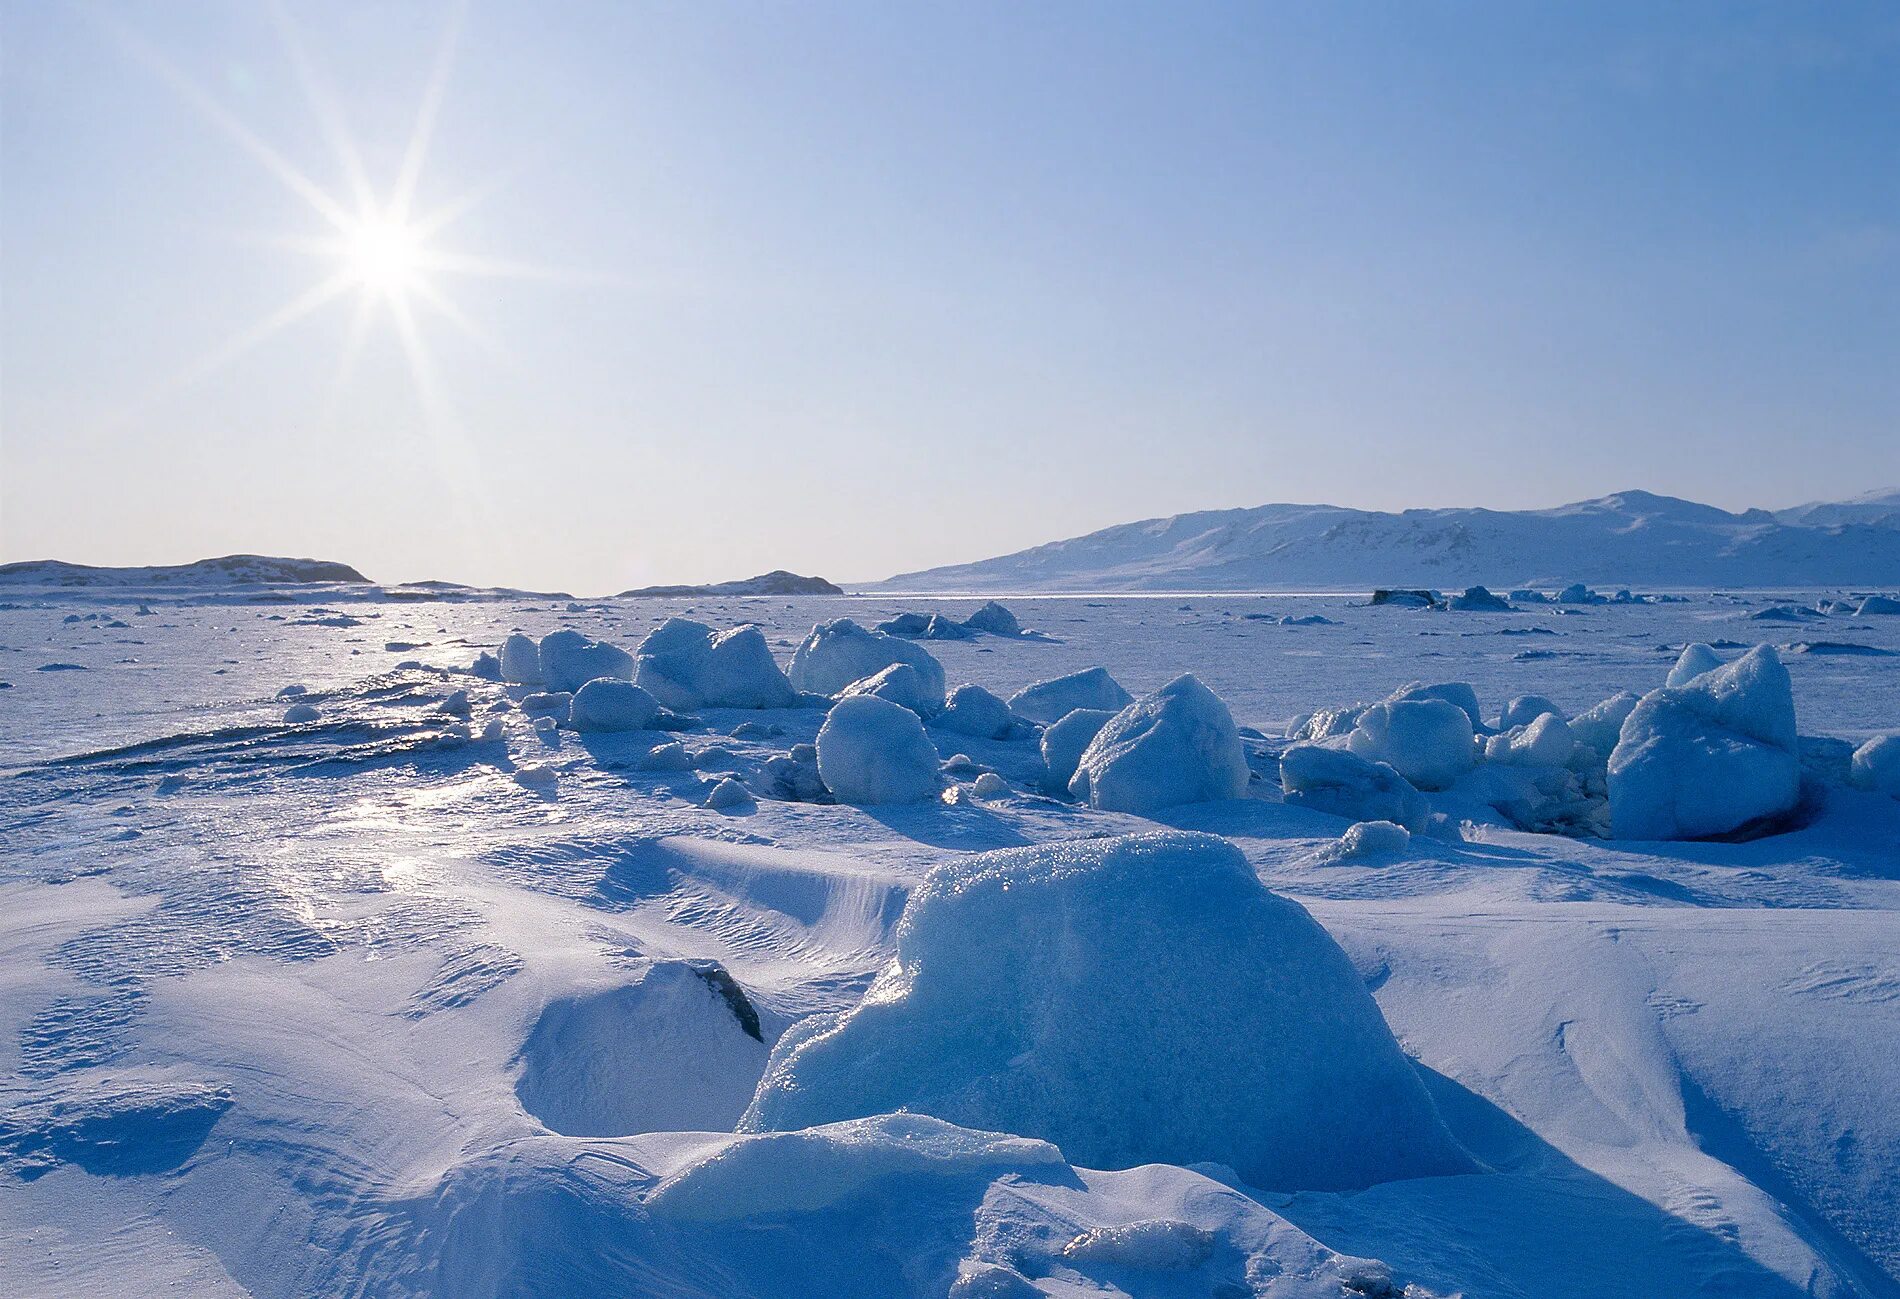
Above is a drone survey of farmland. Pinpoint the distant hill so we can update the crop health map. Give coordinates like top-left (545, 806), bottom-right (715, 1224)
top-left (0, 554), bottom-right (369, 587)
top-left (868, 490), bottom-right (1900, 592)
top-left (619, 570), bottom-right (842, 598)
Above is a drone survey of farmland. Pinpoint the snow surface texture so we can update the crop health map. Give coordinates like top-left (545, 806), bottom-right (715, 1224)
top-left (1068, 674), bottom-right (1250, 813)
top-left (743, 831), bottom-right (1473, 1191)
top-left (1609, 645), bottom-right (1801, 840)
top-left (3, 587), bottom-right (1898, 1299)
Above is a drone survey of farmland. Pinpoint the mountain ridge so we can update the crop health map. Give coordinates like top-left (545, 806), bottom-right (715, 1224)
top-left (867, 490), bottom-right (1900, 592)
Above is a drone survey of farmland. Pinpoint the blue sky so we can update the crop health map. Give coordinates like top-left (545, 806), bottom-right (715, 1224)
top-left (2, 1), bottom-right (1896, 592)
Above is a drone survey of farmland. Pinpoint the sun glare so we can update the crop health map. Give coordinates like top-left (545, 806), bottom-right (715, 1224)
top-left (343, 214), bottom-right (424, 294)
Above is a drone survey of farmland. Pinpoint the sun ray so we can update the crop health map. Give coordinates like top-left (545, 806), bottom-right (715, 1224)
top-left (406, 277), bottom-right (510, 367)
top-left (267, 0), bottom-right (376, 215)
top-left (390, 0), bottom-right (468, 225)
top-left (92, 12), bottom-right (354, 232)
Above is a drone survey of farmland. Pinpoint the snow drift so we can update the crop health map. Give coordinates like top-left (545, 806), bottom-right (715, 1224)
top-left (741, 831), bottom-right (1471, 1191)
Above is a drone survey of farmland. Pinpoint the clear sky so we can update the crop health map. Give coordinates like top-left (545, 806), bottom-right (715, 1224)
top-left (2, 2), bottom-right (1896, 593)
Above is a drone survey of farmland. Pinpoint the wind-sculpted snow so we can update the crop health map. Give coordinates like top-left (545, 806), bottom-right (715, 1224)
top-left (2, 591), bottom-right (1898, 1297)
top-left (743, 831), bottom-right (1474, 1191)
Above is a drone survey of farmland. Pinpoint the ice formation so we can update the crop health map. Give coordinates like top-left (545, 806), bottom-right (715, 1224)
top-left (1068, 674), bottom-right (1249, 813)
top-left (632, 618), bottom-right (798, 710)
top-left (789, 619), bottom-right (946, 705)
top-left (537, 630), bottom-right (636, 694)
top-left (1008, 666), bottom-right (1134, 725)
top-left (934, 684), bottom-right (1015, 739)
top-left (1279, 744), bottom-right (1429, 831)
top-left (741, 831), bottom-right (1471, 1191)
top-left (814, 695), bottom-right (943, 804)
top-left (1609, 645), bottom-right (1800, 839)
top-left (1667, 642), bottom-right (1725, 687)
top-left (1850, 734), bottom-right (1900, 796)
top-left (500, 633), bottom-right (543, 685)
top-left (567, 678), bottom-right (661, 733)
top-left (1499, 694), bottom-right (1562, 730)
top-left (1344, 698), bottom-right (1477, 790)
top-left (838, 662), bottom-right (941, 717)
top-left (1039, 707), bottom-right (1116, 792)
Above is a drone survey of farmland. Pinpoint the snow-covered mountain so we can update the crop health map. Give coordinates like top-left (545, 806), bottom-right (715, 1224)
top-left (870, 490), bottom-right (1900, 592)
top-left (0, 554), bottom-right (370, 588)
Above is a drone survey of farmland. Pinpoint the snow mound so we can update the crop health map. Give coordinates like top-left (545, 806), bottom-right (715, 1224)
top-left (1850, 735), bottom-right (1900, 796)
top-left (1280, 744), bottom-right (1428, 831)
top-left (537, 630), bottom-right (635, 694)
top-left (568, 678), bottom-right (661, 733)
top-left (1609, 644), bottom-right (1801, 840)
top-left (1040, 707), bottom-right (1116, 792)
top-left (514, 960), bottom-right (768, 1137)
top-left (839, 662), bottom-right (941, 717)
top-left (648, 1113), bottom-right (1064, 1223)
top-left (284, 702), bottom-right (321, 724)
top-left (1068, 674), bottom-right (1249, 813)
top-left (741, 831), bottom-right (1471, 1190)
top-left (1335, 819), bottom-right (1411, 858)
top-left (814, 695), bottom-right (943, 804)
top-left (1008, 667), bottom-right (1133, 724)
top-left (935, 684), bottom-right (1015, 739)
top-left (789, 618), bottom-right (946, 705)
top-left (633, 618), bottom-right (797, 710)
top-left (1345, 698), bottom-right (1477, 790)
top-left (1667, 642), bottom-right (1725, 687)
top-left (500, 633), bottom-right (543, 685)
top-left (1857, 594), bottom-right (1900, 615)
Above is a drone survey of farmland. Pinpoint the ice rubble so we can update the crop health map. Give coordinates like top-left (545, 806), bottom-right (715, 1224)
top-left (814, 695), bottom-right (942, 804)
top-left (567, 678), bottom-right (661, 733)
top-left (1608, 645), bottom-right (1801, 840)
top-left (537, 630), bottom-right (635, 694)
top-left (1039, 707), bottom-right (1116, 793)
top-left (1280, 744), bottom-right (1428, 831)
top-left (934, 684), bottom-right (1015, 739)
top-left (789, 618), bottom-right (946, 705)
top-left (1008, 666), bottom-right (1134, 725)
top-left (1068, 674), bottom-right (1249, 813)
top-left (741, 831), bottom-right (1472, 1191)
top-left (633, 618), bottom-right (798, 710)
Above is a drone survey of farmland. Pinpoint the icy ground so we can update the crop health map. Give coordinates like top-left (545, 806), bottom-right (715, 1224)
top-left (3, 590), bottom-right (1898, 1298)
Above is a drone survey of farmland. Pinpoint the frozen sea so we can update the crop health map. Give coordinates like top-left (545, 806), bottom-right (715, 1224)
top-left (2, 588), bottom-right (1897, 1298)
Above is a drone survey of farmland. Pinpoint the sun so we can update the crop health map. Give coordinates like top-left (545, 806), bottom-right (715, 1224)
top-left (343, 213), bottom-right (425, 295)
